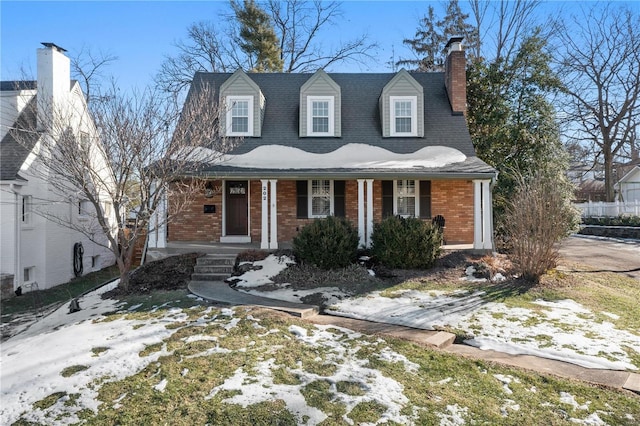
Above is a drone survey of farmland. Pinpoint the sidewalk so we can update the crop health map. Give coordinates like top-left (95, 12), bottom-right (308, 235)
top-left (188, 280), bottom-right (640, 395)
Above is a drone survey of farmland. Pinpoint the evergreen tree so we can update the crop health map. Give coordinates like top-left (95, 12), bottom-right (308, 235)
top-left (467, 31), bottom-right (567, 224)
top-left (399, 0), bottom-right (479, 71)
top-left (231, 0), bottom-right (283, 72)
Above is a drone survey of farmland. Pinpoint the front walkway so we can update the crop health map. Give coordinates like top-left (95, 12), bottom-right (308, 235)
top-left (188, 279), bottom-right (640, 395)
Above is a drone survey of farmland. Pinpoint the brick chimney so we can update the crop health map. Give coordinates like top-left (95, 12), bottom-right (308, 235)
top-left (37, 42), bottom-right (70, 130)
top-left (444, 37), bottom-right (466, 116)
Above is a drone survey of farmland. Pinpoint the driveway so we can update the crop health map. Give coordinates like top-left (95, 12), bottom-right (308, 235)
top-left (558, 235), bottom-right (640, 280)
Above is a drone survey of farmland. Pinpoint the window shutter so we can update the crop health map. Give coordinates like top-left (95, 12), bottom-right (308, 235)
top-left (419, 180), bottom-right (431, 219)
top-left (382, 180), bottom-right (394, 217)
top-left (334, 180), bottom-right (345, 217)
top-left (296, 180), bottom-right (308, 218)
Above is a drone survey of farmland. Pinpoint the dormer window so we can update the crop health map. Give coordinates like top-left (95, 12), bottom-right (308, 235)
top-left (307, 96), bottom-right (334, 136)
top-left (390, 96), bottom-right (417, 136)
top-left (226, 95), bottom-right (254, 136)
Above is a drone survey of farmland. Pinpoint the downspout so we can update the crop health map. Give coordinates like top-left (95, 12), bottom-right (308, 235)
top-left (490, 171), bottom-right (499, 253)
top-left (10, 184), bottom-right (22, 292)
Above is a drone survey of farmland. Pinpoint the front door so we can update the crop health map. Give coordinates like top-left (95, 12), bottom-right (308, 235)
top-left (225, 181), bottom-right (248, 235)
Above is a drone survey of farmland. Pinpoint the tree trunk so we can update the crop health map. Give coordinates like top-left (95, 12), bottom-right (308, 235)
top-left (604, 147), bottom-right (615, 202)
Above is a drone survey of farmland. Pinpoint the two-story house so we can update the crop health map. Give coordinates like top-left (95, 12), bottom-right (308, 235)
top-left (0, 43), bottom-right (116, 296)
top-left (148, 38), bottom-right (496, 253)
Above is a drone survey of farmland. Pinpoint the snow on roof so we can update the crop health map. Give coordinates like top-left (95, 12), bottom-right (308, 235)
top-left (217, 143), bottom-right (466, 170)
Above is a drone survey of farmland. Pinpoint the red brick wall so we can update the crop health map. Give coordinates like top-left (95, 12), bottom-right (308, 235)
top-left (168, 178), bottom-right (475, 245)
top-left (431, 180), bottom-right (474, 244)
top-left (167, 180), bottom-right (223, 242)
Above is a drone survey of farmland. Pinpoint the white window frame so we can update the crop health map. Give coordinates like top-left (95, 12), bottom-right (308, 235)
top-left (225, 95), bottom-right (254, 136)
top-left (308, 179), bottom-right (334, 218)
top-left (390, 96), bottom-right (418, 136)
top-left (307, 96), bottom-right (334, 136)
top-left (78, 199), bottom-right (92, 219)
top-left (22, 195), bottom-right (32, 226)
top-left (393, 179), bottom-right (419, 217)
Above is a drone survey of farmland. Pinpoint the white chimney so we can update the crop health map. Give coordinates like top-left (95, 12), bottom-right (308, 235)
top-left (37, 43), bottom-right (70, 131)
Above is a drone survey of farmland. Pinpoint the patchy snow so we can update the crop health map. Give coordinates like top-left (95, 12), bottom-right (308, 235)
top-left (328, 289), bottom-right (640, 371)
top-left (240, 284), bottom-right (350, 306)
top-left (232, 255), bottom-right (295, 288)
top-left (0, 280), bottom-right (188, 425)
top-left (560, 392), bottom-right (590, 410)
top-left (206, 144), bottom-right (467, 170)
top-left (437, 404), bottom-right (468, 425)
top-left (205, 323), bottom-right (414, 425)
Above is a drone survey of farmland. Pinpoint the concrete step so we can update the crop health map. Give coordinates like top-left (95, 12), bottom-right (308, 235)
top-left (194, 265), bottom-right (234, 274)
top-left (197, 254), bottom-right (236, 266)
top-left (191, 273), bottom-right (231, 281)
top-left (424, 331), bottom-right (456, 349)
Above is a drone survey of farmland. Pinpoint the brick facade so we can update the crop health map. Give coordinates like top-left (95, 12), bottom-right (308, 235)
top-left (169, 178), bottom-right (475, 245)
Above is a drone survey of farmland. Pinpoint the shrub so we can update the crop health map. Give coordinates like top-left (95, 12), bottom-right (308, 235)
top-left (582, 215), bottom-right (640, 227)
top-left (370, 216), bottom-right (442, 269)
top-left (504, 171), bottom-right (579, 281)
top-left (293, 216), bottom-right (359, 269)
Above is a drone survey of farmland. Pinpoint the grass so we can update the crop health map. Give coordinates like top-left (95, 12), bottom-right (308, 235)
top-left (19, 306), bottom-right (636, 425)
top-left (1, 265), bottom-right (119, 320)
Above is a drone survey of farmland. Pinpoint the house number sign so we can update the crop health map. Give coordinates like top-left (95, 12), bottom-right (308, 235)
top-left (262, 184), bottom-right (268, 201)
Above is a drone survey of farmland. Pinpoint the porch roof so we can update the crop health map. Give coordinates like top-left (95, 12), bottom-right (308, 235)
top-left (187, 156), bottom-right (496, 180)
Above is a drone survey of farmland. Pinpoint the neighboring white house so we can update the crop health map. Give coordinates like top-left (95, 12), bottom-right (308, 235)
top-left (615, 165), bottom-right (640, 202)
top-left (0, 43), bottom-right (116, 296)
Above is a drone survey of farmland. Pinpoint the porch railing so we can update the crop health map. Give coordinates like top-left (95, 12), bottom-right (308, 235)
top-left (574, 200), bottom-right (640, 217)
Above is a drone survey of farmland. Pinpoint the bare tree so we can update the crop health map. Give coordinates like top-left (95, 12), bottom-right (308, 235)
top-left (266, 0), bottom-right (376, 72)
top-left (156, 0), bottom-right (377, 95)
top-left (469, 0), bottom-right (542, 63)
top-left (12, 82), bottom-right (234, 290)
top-left (70, 46), bottom-right (118, 106)
top-left (555, 4), bottom-right (640, 201)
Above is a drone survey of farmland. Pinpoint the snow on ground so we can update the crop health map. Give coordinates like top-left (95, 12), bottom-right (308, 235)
top-left (231, 257), bottom-right (640, 371)
top-left (326, 290), bottom-right (640, 371)
top-left (0, 281), bottom-right (188, 425)
top-left (232, 254), bottom-right (295, 288)
top-left (207, 323), bottom-right (415, 425)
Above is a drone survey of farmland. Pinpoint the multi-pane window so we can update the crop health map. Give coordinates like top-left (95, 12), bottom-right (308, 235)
top-left (226, 96), bottom-right (253, 136)
top-left (390, 96), bottom-right (417, 136)
top-left (310, 179), bottom-right (332, 217)
top-left (396, 179), bottom-right (417, 216)
top-left (312, 100), bottom-right (329, 133)
top-left (307, 96), bottom-right (334, 136)
top-left (395, 101), bottom-right (412, 133)
top-left (231, 100), bottom-right (249, 133)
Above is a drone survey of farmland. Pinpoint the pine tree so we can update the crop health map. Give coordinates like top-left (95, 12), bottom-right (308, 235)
top-left (232, 0), bottom-right (283, 72)
top-left (399, 0), bottom-right (479, 71)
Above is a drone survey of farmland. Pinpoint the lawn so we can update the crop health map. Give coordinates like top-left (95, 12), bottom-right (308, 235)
top-left (2, 252), bottom-right (639, 425)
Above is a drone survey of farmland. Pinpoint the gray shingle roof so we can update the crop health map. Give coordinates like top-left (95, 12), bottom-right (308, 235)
top-left (0, 96), bottom-right (39, 181)
top-left (185, 71), bottom-right (496, 177)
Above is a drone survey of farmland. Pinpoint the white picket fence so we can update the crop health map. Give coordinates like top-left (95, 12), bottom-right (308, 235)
top-left (574, 200), bottom-right (640, 217)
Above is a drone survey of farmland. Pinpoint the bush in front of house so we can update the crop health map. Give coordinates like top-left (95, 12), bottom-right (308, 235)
top-left (370, 216), bottom-right (442, 269)
top-left (504, 171), bottom-right (579, 282)
top-left (293, 216), bottom-right (359, 269)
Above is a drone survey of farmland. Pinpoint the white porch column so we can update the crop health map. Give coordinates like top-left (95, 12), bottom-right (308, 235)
top-left (260, 180), bottom-right (269, 249)
top-left (473, 179), bottom-right (493, 251)
top-left (481, 180), bottom-right (493, 250)
top-left (365, 179), bottom-right (374, 248)
top-left (269, 180), bottom-right (278, 249)
top-left (357, 179), bottom-right (365, 247)
top-left (148, 181), bottom-right (166, 249)
top-left (473, 180), bottom-right (483, 250)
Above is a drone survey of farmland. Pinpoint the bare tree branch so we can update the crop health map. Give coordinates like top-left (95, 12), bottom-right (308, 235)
top-left (555, 3), bottom-right (640, 201)
top-left (70, 46), bottom-right (118, 106)
top-left (11, 81), bottom-right (234, 290)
